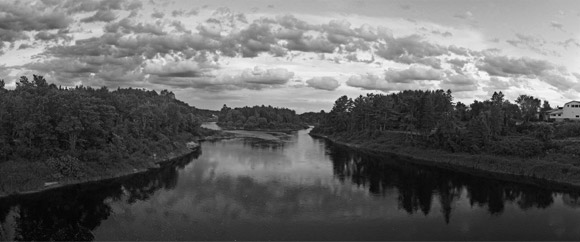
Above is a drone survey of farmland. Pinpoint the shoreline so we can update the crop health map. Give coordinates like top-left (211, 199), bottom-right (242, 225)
top-left (0, 128), bottom-right (294, 200)
top-left (309, 132), bottom-right (580, 191)
top-left (214, 125), bottom-right (308, 133)
top-left (0, 145), bottom-right (199, 199)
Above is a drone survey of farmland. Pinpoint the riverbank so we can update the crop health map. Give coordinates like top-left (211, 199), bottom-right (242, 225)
top-left (0, 127), bottom-right (296, 199)
top-left (0, 143), bottom-right (199, 198)
top-left (310, 132), bottom-right (580, 190)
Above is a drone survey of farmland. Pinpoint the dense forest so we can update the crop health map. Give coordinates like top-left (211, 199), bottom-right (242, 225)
top-left (299, 111), bottom-right (326, 125)
top-left (0, 75), bottom-right (204, 165)
top-left (217, 105), bottom-right (308, 130)
top-left (312, 90), bottom-right (580, 159)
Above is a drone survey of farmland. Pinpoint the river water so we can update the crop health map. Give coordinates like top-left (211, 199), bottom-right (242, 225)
top-left (2, 127), bottom-right (580, 240)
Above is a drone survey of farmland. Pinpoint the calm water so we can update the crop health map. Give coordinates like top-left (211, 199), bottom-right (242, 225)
top-left (2, 127), bottom-right (580, 240)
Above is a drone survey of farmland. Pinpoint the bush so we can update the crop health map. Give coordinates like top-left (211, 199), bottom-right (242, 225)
top-left (487, 136), bottom-right (545, 157)
top-left (553, 122), bottom-right (580, 139)
top-left (44, 155), bottom-right (86, 179)
top-left (532, 123), bottom-right (555, 142)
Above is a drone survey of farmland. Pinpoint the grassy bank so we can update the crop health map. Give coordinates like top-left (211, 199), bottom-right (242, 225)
top-left (0, 143), bottom-right (198, 198)
top-left (310, 131), bottom-right (580, 190)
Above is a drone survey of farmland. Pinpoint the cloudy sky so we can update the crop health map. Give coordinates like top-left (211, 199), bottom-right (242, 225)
top-left (1, 0), bottom-right (579, 112)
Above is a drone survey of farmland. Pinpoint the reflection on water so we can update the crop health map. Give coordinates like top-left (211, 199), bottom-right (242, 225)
top-left (2, 128), bottom-right (580, 240)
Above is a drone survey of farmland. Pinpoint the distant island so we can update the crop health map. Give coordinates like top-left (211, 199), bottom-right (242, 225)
top-left (310, 90), bottom-right (580, 188)
top-left (217, 105), bottom-right (308, 131)
top-left (0, 75), bottom-right (209, 197)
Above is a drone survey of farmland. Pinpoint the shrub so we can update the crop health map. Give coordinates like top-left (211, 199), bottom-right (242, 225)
top-left (532, 123), bottom-right (555, 142)
top-left (487, 136), bottom-right (545, 157)
top-left (44, 155), bottom-right (85, 179)
top-left (553, 122), bottom-right (580, 139)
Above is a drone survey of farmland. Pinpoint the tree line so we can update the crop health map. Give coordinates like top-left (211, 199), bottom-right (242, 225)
top-left (0, 75), bottom-right (204, 164)
top-left (311, 90), bottom-right (568, 157)
top-left (218, 105), bottom-right (307, 130)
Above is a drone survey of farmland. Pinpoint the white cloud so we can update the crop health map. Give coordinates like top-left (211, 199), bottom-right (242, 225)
top-left (306, 76), bottom-right (340, 91)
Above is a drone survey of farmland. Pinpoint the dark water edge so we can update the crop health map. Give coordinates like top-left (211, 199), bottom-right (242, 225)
top-left (0, 151), bottom-right (200, 241)
top-left (2, 130), bottom-right (580, 240)
top-left (309, 132), bottom-right (580, 192)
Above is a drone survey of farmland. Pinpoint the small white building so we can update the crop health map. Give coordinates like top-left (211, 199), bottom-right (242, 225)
top-left (549, 101), bottom-right (580, 121)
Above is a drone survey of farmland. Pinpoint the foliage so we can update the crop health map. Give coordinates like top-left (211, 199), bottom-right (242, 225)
top-left (44, 155), bottom-right (85, 179)
top-left (487, 136), bottom-right (545, 157)
top-left (515, 94), bottom-right (541, 123)
top-left (313, 90), bottom-right (557, 158)
top-left (217, 104), bottom-right (307, 130)
top-left (299, 111), bottom-right (326, 125)
top-left (553, 122), bottom-right (580, 139)
top-left (0, 75), bottom-right (203, 164)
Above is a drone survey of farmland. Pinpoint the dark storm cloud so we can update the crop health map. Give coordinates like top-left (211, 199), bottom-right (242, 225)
top-left (306, 77), bottom-right (340, 91)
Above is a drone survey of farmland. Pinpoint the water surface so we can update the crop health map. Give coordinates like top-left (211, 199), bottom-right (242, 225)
top-left (2, 128), bottom-right (580, 240)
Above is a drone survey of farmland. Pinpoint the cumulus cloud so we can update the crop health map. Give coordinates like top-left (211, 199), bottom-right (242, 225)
top-left (81, 10), bottom-right (118, 23)
top-left (104, 18), bottom-right (166, 35)
top-left (61, 0), bottom-right (125, 13)
top-left (431, 30), bottom-right (453, 38)
top-left (306, 77), bottom-right (340, 91)
top-left (286, 36), bottom-right (337, 53)
top-left (487, 77), bottom-right (511, 90)
top-left (440, 74), bottom-right (478, 92)
top-left (144, 59), bottom-right (218, 78)
top-left (0, 2), bottom-right (71, 44)
top-left (151, 11), bottom-right (165, 19)
top-left (453, 11), bottom-right (473, 19)
top-left (384, 66), bottom-right (443, 83)
top-left (185, 67), bottom-right (295, 91)
top-left (447, 58), bottom-right (468, 73)
top-left (539, 71), bottom-right (578, 91)
top-left (375, 35), bottom-right (448, 65)
top-left (506, 33), bottom-right (554, 56)
top-left (550, 21), bottom-right (564, 30)
top-left (477, 53), bottom-right (555, 77)
top-left (557, 38), bottom-right (580, 49)
top-left (346, 74), bottom-right (392, 91)
top-left (34, 30), bottom-right (73, 42)
top-left (237, 67), bottom-right (294, 85)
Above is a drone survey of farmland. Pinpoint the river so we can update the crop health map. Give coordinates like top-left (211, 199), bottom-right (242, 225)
top-left (1, 126), bottom-right (580, 240)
